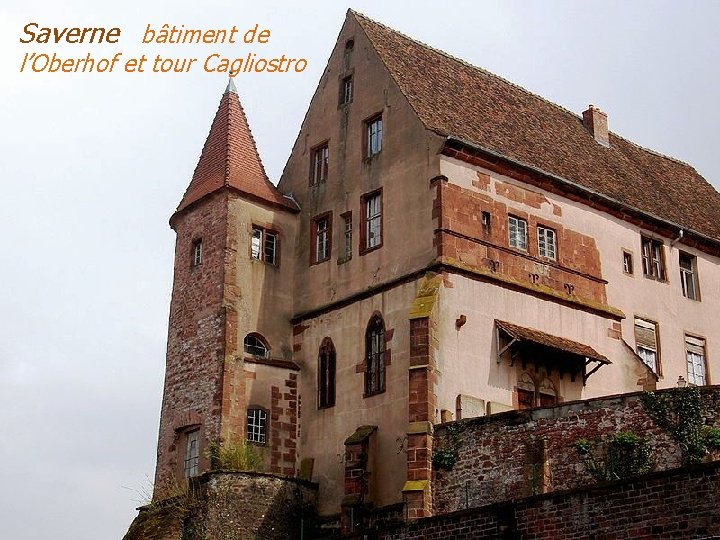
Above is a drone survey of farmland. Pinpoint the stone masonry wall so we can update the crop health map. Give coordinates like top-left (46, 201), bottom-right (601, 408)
top-left (361, 462), bottom-right (720, 540)
top-left (433, 386), bottom-right (720, 514)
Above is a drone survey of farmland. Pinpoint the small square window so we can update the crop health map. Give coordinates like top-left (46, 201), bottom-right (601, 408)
top-left (312, 214), bottom-right (332, 264)
top-left (623, 250), bottom-right (634, 275)
top-left (340, 76), bottom-right (353, 105)
top-left (365, 114), bottom-right (383, 157)
top-left (310, 143), bottom-right (329, 186)
top-left (508, 216), bottom-right (527, 251)
top-left (537, 226), bottom-right (557, 260)
top-left (192, 239), bottom-right (203, 267)
top-left (679, 251), bottom-right (699, 300)
top-left (246, 408), bottom-right (267, 445)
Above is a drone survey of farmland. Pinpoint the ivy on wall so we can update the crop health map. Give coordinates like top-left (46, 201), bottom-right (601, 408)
top-left (574, 430), bottom-right (652, 482)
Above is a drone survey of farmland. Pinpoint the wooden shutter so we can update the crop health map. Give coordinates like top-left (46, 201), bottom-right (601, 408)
top-left (634, 318), bottom-right (657, 350)
top-left (685, 335), bottom-right (705, 355)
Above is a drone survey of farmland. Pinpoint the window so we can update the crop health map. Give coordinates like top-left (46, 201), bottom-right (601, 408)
top-left (679, 252), bottom-right (699, 300)
top-left (641, 236), bottom-right (665, 281)
top-left (517, 373), bottom-right (557, 409)
top-left (244, 333), bottom-right (268, 358)
top-left (537, 226), bottom-right (557, 260)
top-left (341, 212), bottom-right (352, 260)
top-left (634, 317), bottom-right (659, 374)
top-left (361, 190), bottom-right (382, 252)
top-left (318, 338), bottom-right (336, 408)
top-left (312, 214), bottom-right (331, 263)
top-left (366, 114), bottom-right (383, 157)
top-left (310, 143), bottom-right (329, 186)
top-left (184, 429), bottom-right (200, 478)
top-left (340, 76), bottom-right (353, 105)
top-left (192, 239), bottom-right (202, 267)
top-left (246, 408), bottom-right (267, 444)
top-left (481, 211), bottom-right (491, 234)
top-left (508, 216), bottom-right (527, 251)
top-left (251, 226), bottom-right (278, 265)
top-left (686, 335), bottom-right (707, 386)
top-left (623, 250), bottom-right (634, 275)
top-left (365, 315), bottom-right (386, 396)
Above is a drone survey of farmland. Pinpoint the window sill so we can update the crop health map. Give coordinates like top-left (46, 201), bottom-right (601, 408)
top-left (363, 389), bottom-right (386, 399)
top-left (337, 256), bottom-right (352, 265)
top-left (642, 274), bottom-right (668, 283)
top-left (359, 244), bottom-right (383, 257)
top-left (311, 257), bottom-right (331, 267)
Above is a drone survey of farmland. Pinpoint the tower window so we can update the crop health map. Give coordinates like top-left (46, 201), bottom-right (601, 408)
top-left (318, 338), bottom-right (336, 408)
top-left (251, 226), bottom-right (278, 265)
top-left (365, 315), bottom-right (386, 396)
top-left (184, 429), bottom-right (200, 478)
top-left (192, 239), bottom-right (203, 267)
top-left (246, 408), bottom-right (267, 444)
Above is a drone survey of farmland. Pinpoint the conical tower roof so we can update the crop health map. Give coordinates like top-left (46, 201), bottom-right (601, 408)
top-left (175, 80), bottom-right (297, 214)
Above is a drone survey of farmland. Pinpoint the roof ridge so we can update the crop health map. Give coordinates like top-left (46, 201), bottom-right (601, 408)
top-left (353, 11), bottom-right (699, 172)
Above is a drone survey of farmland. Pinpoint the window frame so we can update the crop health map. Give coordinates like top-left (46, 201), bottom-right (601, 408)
top-left (311, 212), bottom-right (332, 265)
top-left (634, 317), bottom-right (661, 375)
top-left (623, 250), bottom-right (634, 275)
top-left (679, 251), bottom-right (700, 300)
top-left (365, 113), bottom-right (383, 158)
top-left (340, 211), bottom-right (353, 262)
top-left (685, 334), bottom-right (708, 386)
top-left (641, 236), bottom-right (666, 281)
top-left (360, 189), bottom-right (383, 255)
top-left (310, 142), bottom-right (329, 187)
top-left (183, 428), bottom-right (200, 478)
top-left (191, 239), bottom-right (203, 267)
top-left (339, 75), bottom-right (353, 106)
top-left (364, 315), bottom-right (386, 397)
top-left (318, 338), bottom-right (336, 409)
top-left (246, 407), bottom-right (268, 445)
top-left (537, 225), bottom-right (557, 260)
top-left (243, 333), bottom-right (269, 358)
top-left (508, 215), bottom-right (528, 251)
top-left (251, 226), bottom-right (279, 266)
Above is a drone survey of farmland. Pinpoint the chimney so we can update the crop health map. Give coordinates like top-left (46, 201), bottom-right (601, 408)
top-left (582, 105), bottom-right (609, 147)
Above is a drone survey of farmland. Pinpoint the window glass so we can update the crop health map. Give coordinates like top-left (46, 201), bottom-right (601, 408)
top-left (365, 194), bottom-right (382, 249)
top-left (246, 409), bottom-right (267, 444)
top-left (365, 316), bottom-right (385, 395)
top-left (537, 226), bottom-right (556, 259)
top-left (367, 116), bottom-right (383, 156)
top-left (508, 216), bottom-right (527, 251)
top-left (184, 429), bottom-right (199, 478)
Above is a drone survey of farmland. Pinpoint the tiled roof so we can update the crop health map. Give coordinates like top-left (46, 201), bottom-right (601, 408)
top-left (495, 320), bottom-right (610, 365)
top-left (176, 81), bottom-right (296, 213)
top-left (353, 12), bottom-right (720, 242)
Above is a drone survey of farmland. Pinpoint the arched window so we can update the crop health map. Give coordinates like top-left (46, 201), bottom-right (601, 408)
top-left (365, 315), bottom-right (386, 396)
top-left (318, 338), bottom-right (336, 408)
top-left (244, 333), bottom-right (269, 358)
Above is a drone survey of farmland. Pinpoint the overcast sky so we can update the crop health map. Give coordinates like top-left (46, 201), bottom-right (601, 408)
top-left (1, 1), bottom-right (718, 539)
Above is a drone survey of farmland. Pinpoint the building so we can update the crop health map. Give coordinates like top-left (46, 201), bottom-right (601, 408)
top-left (149, 9), bottom-right (720, 528)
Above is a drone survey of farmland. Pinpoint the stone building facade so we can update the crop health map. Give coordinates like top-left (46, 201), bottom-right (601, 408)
top-left (147, 9), bottom-right (720, 529)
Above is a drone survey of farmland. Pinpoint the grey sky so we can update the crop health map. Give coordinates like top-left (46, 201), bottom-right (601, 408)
top-left (1, 1), bottom-right (718, 538)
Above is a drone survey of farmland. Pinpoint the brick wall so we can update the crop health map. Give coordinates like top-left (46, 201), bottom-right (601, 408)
top-left (433, 386), bottom-right (720, 514)
top-left (363, 462), bottom-right (720, 540)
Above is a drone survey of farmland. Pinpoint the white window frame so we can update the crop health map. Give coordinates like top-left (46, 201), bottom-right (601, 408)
top-left (686, 335), bottom-right (707, 386)
top-left (310, 144), bottom-right (329, 186)
top-left (315, 217), bottom-right (330, 262)
top-left (251, 226), bottom-right (278, 266)
top-left (537, 226), bottom-right (557, 260)
top-left (366, 115), bottom-right (383, 157)
top-left (341, 76), bottom-right (353, 105)
top-left (641, 236), bottom-right (665, 281)
top-left (508, 216), bottom-right (527, 251)
top-left (343, 212), bottom-right (352, 260)
top-left (634, 317), bottom-right (659, 374)
top-left (679, 252), bottom-right (699, 300)
top-left (246, 408), bottom-right (267, 444)
top-left (365, 193), bottom-right (382, 249)
top-left (192, 239), bottom-right (203, 267)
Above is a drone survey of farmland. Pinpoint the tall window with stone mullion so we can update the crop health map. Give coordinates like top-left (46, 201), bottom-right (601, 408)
top-left (365, 316), bottom-right (385, 395)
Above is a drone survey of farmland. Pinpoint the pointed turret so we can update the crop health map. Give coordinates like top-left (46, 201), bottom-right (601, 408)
top-left (175, 79), bottom-right (296, 217)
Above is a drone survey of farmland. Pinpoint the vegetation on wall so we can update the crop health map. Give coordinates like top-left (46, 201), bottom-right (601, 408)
top-left (574, 430), bottom-right (652, 482)
top-left (432, 421), bottom-right (467, 471)
top-left (639, 387), bottom-right (716, 464)
top-left (207, 439), bottom-right (266, 472)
